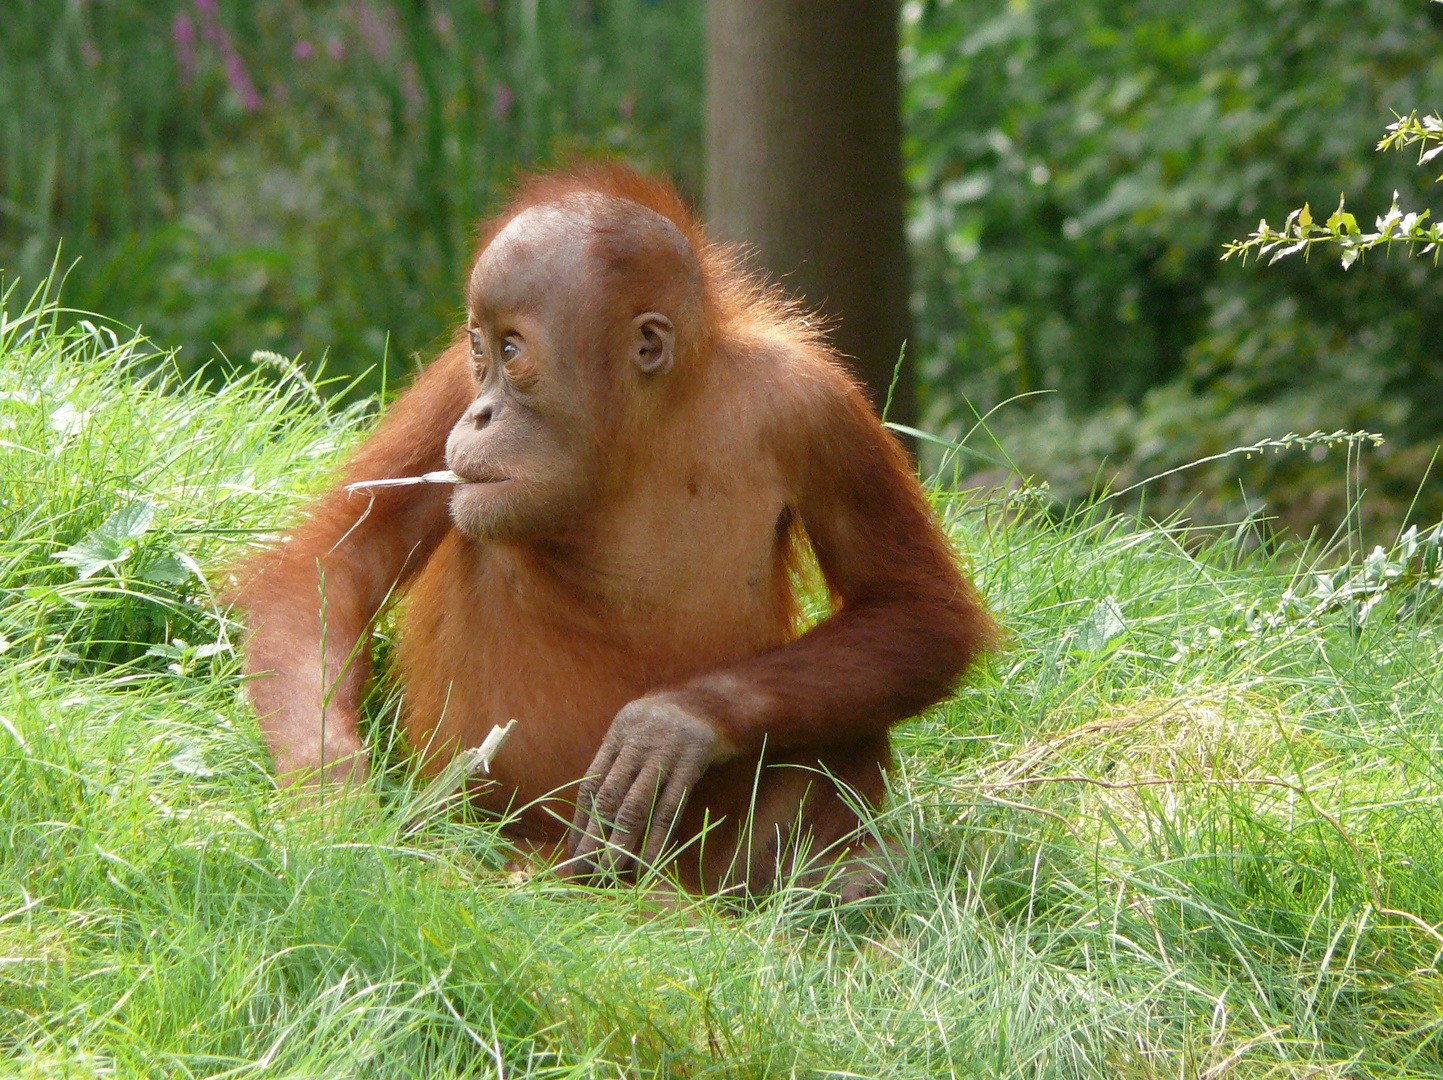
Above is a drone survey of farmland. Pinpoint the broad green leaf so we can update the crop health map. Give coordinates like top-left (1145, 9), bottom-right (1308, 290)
top-left (1076, 596), bottom-right (1127, 653)
top-left (141, 555), bottom-right (190, 585)
top-left (53, 500), bottom-right (156, 580)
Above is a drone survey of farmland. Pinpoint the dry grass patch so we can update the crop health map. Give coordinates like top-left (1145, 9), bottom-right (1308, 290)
top-left (947, 692), bottom-right (1294, 832)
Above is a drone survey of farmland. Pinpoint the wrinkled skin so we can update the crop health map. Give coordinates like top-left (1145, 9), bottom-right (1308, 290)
top-left (567, 696), bottom-right (727, 879)
top-left (444, 205), bottom-right (613, 543)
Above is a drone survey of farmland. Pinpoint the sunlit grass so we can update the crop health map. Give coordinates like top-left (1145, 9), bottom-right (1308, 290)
top-left (2, 285), bottom-right (1442, 1077)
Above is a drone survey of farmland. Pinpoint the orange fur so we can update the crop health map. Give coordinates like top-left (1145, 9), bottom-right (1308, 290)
top-left (228, 164), bottom-right (996, 894)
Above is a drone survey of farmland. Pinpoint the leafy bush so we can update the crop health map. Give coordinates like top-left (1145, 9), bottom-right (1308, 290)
top-left (904, 0), bottom-right (1443, 537)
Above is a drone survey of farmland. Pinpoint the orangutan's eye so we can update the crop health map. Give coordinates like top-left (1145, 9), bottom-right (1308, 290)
top-left (500, 336), bottom-right (520, 362)
top-left (468, 328), bottom-right (484, 357)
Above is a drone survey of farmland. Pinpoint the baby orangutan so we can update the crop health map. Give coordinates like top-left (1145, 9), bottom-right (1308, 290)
top-left (230, 165), bottom-right (996, 896)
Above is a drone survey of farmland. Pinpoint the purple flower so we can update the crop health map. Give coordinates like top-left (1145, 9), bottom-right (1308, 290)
top-left (293, 40), bottom-right (315, 61)
top-left (194, 0), bottom-right (222, 45)
top-left (326, 38), bottom-right (346, 61)
top-left (224, 53), bottom-right (262, 110)
top-left (173, 13), bottom-right (197, 83)
top-left (401, 62), bottom-right (423, 106)
top-left (355, 1), bottom-right (397, 63)
top-left (193, 0), bottom-right (261, 111)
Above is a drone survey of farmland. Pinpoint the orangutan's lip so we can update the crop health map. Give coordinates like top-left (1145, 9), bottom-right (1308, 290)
top-left (454, 476), bottom-right (511, 488)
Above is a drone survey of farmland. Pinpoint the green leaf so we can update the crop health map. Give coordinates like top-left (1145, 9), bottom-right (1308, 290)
top-left (1297, 202), bottom-right (1312, 229)
top-left (1076, 596), bottom-right (1127, 653)
top-left (1327, 198), bottom-right (1360, 235)
top-left (53, 500), bottom-right (155, 580)
top-left (107, 500), bottom-right (155, 542)
top-left (141, 554), bottom-right (190, 585)
top-left (168, 744), bottom-right (216, 777)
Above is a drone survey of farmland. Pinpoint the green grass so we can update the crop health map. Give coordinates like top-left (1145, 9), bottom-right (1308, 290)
top-left (3, 285), bottom-right (1443, 1078)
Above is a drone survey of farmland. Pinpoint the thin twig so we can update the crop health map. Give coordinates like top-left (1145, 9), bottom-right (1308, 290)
top-left (345, 470), bottom-right (462, 494)
top-left (333, 472), bottom-right (462, 553)
top-left (1200, 1025), bottom-right (1291, 1080)
top-left (980, 774), bottom-right (1296, 793)
top-left (966, 790), bottom-right (1086, 844)
top-left (401, 720), bottom-right (516, 832)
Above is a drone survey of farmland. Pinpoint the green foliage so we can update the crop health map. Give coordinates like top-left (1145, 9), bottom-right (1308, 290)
top-left (6, 291), bottom-right (1443, 1075)
top-left (0, 0), bottom-right (702, 393)
top-left (0, 275), bottom-right (369, 670)
top-left (52, 499), bottom-right (163, 581)
top-left (904, 0), bottom-right (1443, 536)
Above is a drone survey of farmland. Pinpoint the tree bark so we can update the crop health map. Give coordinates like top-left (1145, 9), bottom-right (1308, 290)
top-left (704, 0), bottom-right (915, 428)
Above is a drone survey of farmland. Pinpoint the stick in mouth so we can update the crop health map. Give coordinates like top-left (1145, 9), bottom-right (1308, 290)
top-left (345, 470), bottom-right (464, 494)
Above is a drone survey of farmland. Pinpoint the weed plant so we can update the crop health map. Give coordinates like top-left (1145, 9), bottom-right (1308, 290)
top-left (2, 286), bottom-right (1442, 1076)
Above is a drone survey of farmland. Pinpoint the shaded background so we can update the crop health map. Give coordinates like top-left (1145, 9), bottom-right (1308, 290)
top-left (5, 0), bottom-right (1443, 538)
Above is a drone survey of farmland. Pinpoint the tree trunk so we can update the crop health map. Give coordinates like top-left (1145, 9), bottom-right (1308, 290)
top-left (704, 0), bottom-right (915, 428)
